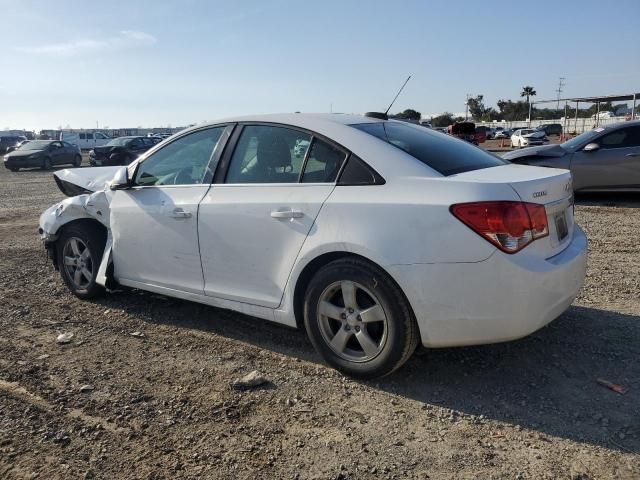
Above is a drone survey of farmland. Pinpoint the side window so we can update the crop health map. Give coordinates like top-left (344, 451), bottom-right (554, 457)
top-left (130, 138), bottom-right (144, 149)
top-left (301, 138), bottom-right (347, 183)
top-left (225, 125), bottom-right (311, 184)
top-left (599, 129), bottom-right (627, 148)
top-left (621, 126), bottom-right (640, 147)
top-left (338, 155), bottom-right (385, 185)
top-left (79, 133), bottom-right (86, 140)
top-left (134, 127), bottom-right (224, 186)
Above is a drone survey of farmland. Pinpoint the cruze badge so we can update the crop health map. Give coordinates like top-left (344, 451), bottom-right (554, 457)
top-left (532, 190), bottom-right (547, 198)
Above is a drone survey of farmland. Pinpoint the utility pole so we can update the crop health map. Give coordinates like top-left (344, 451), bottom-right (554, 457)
top-left (555, 77), bottom-right (566, 111)
top-left (465, 94), bottom-right (470, 120)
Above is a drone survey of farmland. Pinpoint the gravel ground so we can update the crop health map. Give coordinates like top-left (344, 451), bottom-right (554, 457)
top-left (0, 161), bottom-right (638, 479)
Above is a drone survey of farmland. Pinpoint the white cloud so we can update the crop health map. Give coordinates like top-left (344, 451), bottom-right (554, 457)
top-left (17, 30), bottom-right (157, 56)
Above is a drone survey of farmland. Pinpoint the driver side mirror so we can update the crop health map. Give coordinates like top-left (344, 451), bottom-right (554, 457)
top-left (583, 142), bottom-right (600, 152)
top-left (110, 166), bottom-right (132, 190)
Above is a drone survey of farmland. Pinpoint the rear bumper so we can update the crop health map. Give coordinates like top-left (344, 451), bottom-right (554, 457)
top-left (388, 226), bottom-right (587, 348)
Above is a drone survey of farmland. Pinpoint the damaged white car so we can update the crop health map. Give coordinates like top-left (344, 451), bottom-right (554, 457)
top-left (39, 113), bottom-right (587, 378)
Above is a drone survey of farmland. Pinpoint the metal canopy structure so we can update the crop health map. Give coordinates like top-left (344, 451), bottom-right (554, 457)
top-left (532, 92), bottom-right (640, 105)
top-left (528, 92), bottom-right (639, 136)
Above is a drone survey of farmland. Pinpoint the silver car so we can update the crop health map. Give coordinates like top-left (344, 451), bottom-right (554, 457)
top-left (503, 121), bottom-right (640, 191)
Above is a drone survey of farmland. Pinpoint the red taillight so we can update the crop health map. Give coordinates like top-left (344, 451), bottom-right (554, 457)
top-left (451, 201), bottom-right (549, 253)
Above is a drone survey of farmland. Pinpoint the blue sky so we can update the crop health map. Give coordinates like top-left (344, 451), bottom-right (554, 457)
top-left (1, 0), bottom-right (639, 130)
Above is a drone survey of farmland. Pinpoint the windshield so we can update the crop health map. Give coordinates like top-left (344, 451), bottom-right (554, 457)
top-left (106, 137), bottom-right (130, 146)
top-left (19, 140), bottom-right (51, 151)
top-left (561, 129), bottom-right (601, 150)
top-left (351, 121), bottom-right (506, 176)
top-left (520, 129), bottom-right (535, 135)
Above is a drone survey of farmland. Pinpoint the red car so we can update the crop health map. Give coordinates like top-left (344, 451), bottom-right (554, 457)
top-left (448, 122), bottom-right (481, 145)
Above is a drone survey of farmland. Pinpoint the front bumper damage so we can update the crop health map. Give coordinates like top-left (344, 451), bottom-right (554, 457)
top-left (39, 167), bottom-right (118, 288)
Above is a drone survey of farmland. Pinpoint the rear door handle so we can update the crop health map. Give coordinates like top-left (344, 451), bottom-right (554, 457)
top-left (270, 209), bottom-right (304, 219)
top-left (170, 208), bottom-right (192, 219)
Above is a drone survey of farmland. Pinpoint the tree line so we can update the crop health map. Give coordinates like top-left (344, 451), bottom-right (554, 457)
top-left (391, 86), bottom-right (640, 128)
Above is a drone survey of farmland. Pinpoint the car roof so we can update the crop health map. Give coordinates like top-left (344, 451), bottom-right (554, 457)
top-left (158, 113), bottom-right (436, 180)
top-left (205, 112), bottom-right (384, 128)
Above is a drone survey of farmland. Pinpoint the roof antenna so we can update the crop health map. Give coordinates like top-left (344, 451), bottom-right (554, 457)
top-left (384, 75), bottom-right (412, 116)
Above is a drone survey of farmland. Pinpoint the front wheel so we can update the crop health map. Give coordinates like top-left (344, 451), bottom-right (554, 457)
top-left (56, 223), bottom-right (106, 299)
top-left (304, 257), bottom-right (419, 379)
top-left (73, 154), bottom-right (82, 167)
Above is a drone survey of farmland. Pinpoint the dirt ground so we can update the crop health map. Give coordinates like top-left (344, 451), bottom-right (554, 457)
top-left (0, 159), bottom-right (638, 480)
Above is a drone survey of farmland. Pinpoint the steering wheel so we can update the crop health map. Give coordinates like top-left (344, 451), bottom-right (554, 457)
top-left (173, 167), bottom-right (193, 185)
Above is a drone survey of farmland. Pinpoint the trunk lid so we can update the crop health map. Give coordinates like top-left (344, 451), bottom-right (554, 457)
top-left (452, 164), bottom-right (574, 257)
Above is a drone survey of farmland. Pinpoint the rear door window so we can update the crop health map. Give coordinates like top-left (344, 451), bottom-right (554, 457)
top-left (225, 125), bottom-right (311, 184)
top-left (351, 121), bottom-right (506, 176)
top-left (301, 138), bottom-right (347, 183)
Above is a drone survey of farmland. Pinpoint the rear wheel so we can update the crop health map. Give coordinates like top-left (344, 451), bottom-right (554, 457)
top-left (73, 154), bottom-right (82, 167)
top-left (41, 157), bottom-right (51, 170)
top-left (304, 257), bottom-right (419, 379)
top-left (56, 223), bottom-right (106, 299)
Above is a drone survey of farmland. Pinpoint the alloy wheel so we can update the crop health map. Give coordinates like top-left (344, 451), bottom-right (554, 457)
top-left (317, 280), bottom-right (388, 362)
top-left (62, 237), bottom-right (93, 289)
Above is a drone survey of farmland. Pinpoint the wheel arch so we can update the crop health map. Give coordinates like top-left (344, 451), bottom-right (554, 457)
top-left (48, 218), bottom-right (107, 270)
top-left (291, 251), bottom-right (418, 333)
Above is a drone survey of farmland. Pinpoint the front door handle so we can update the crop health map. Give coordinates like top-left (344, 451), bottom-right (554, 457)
top-left (170, 208), bottom-right (192, 219)
top-left (271, 209), bottom-right (304, 219)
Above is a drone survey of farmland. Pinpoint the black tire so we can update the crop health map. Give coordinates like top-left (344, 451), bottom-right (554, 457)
top-left (41, 157), bottom-right (51, 170)
top-left (303, 257), bottom-right (419, 379)
top-left (9, 167), bottom-right (19, 172)
top-left (73, 155), bottom-right (82, 167)
top-left (56, 222), bottom-right (106, 299)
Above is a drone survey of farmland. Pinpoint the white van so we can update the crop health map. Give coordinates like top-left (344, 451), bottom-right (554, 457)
top-left (60, 131), bottom-right (111, 150)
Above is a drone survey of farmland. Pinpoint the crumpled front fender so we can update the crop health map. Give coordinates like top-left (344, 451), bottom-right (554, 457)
top-left (39, 190), bottom-right (112, 241)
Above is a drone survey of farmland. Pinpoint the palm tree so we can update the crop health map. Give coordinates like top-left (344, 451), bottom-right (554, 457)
top-left (520, 86), bottom-right (536, 122)
top-left (520, 86), bottom-right (536, 104)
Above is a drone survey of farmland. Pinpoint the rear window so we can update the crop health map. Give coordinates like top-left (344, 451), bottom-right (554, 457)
top-left (350, 121), bottom-right (506, 176)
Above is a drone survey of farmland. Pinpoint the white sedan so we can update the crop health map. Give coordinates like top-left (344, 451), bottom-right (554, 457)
top-left (511, 128), bottom-right (548, 148)
top-left (39, 113), bottom-right (587, 378)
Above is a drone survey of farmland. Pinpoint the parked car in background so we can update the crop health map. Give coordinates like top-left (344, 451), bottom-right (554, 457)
top-left (3, 140), bottom-right (81, 171)
top-left (39, 113), bottom-right (586, 378)
top-left (474, 125), bottom-right (489, 144)
top-left (89, 136), bottom-right (155, 166)
top-left (493, 129), bottom-right (510, 139)
top-left (537, 124), bottom-right (563, 136)
top-left (61, 131), bottom-right (111, 150)
top-left (0, 136), bottom-right (26, 153)
top-left (448, 122), bottom-right (478, 144)
top-left (293, 138), bottom-right (310, 158)
top-left (592, 111), bottom-right (615, 120)
top-left (511, 129), bottom-right (547, 148)
top-left (503, 120), bottom-right (640, 191)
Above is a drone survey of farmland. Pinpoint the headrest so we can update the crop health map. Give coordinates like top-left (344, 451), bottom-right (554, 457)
top-left (257, 135), bottom-right (291, 170)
